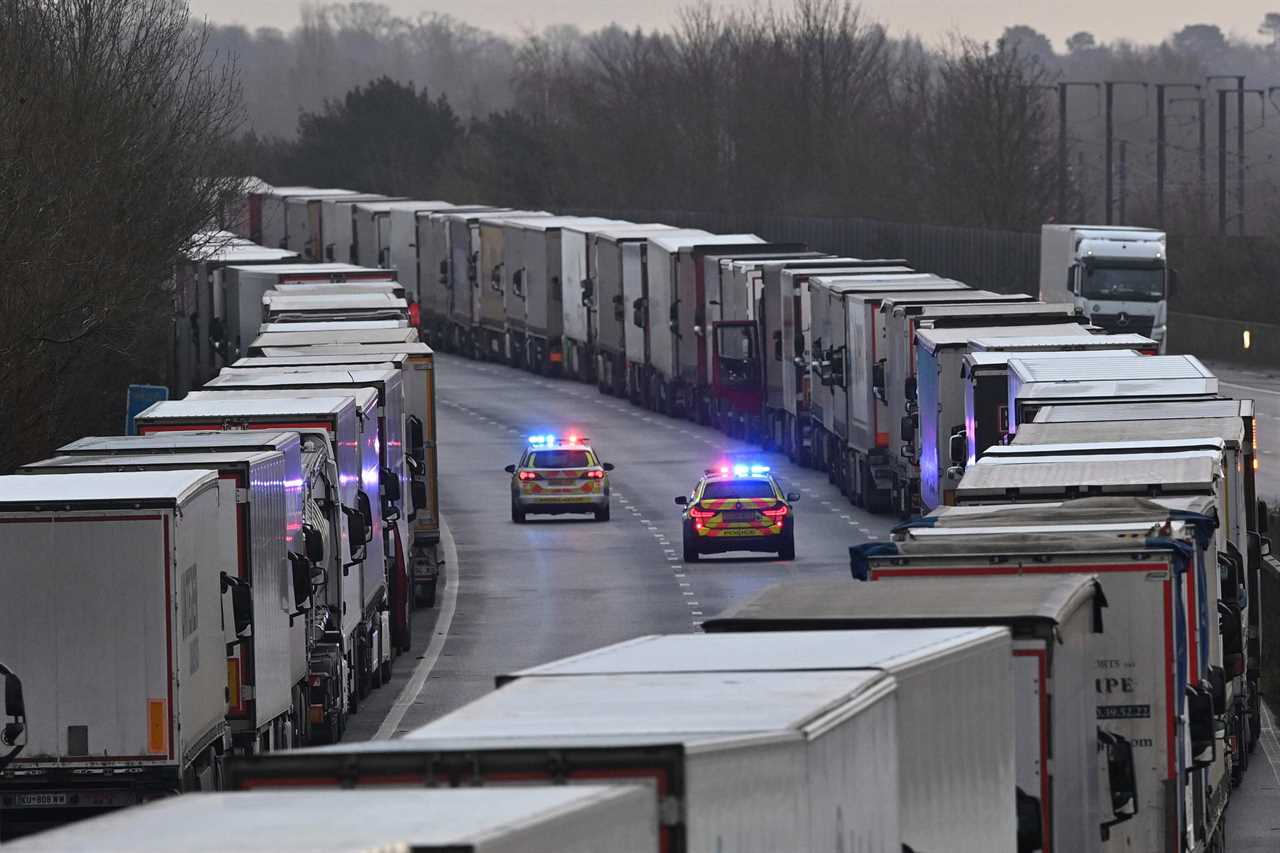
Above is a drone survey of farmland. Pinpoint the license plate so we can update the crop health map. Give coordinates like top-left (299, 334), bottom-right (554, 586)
top-left (723, 511), bottom-right (758, 522)
top-left (14, 793), bottom-right (68, 807)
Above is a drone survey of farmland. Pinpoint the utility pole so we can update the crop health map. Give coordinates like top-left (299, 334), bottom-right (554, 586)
top-left (1103, 81), bottom-right (1146, 225)
top-left (1118, 140), bottom-right (1128, 223)
top-left (1207, 75), bottom-right (1247, 235)
top-left (1238, 77), bottom-right (1246, 235)
top-left (1055, 83), bottom-right (1099, 222)
top-left (1218, 88), bottom-right (1228, 235)
top-left (1155, 84), bottom-right (1200, 227)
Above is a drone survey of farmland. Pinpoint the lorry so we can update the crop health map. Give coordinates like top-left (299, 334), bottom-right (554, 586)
top-left (0, 471), bottom-right (233, 824)
top-left (221, 264), bottom-right (396, 362)
top-left (913, 322), bottom-right (1101, 511)
top-left (254, 187), bottom-right (352, 250)
top-left (850, 502), bottom-right (1222, 853)
top-left (385, 202), bottom-right (471, 309)
top-left (502, 629), bottom-right (1016, 853)
top-left (319, 194), bottom-right (398, 263)
top-left (203, 367), bottom-right (413, 650)
top-left (249, 326), bottom-right (419, 353)
top-left (471, 212), bottom-right (555, 364)
top-left (1005, 354), bottom-right (1219, 438)
top-left (252, 342), bottom-right (441, 607)
top-left (133, 396), bottom-right (382, 714)
top-left (278, 191), bottom-right (372, 259)
top-left (3, 786), bottom-right (659, 853)
top-left (415, 206), bottom-right (503, 346)
top-left (351, 201), bottom-right (452, 269)
top-left (228, 668), bottom-right (904, 853)
top-left (1039, 225), bottom-right (1171, 351)
top-left (504, 217), bottom-right (621, 374)
top-left (705, 575), bottom-right (1118, 853)
top-left (436, 209), bottom-right (531, 357)
top-left (175, 234), bottom-right (297, 393)
top-left (879, 299), bottom-right (1079, 516)
top-left (560, 223), bottom-right (672, 383)
top-left (19, 450), bottom-right (320, 748)
top-left (261, 291), bottom-right (409, 325)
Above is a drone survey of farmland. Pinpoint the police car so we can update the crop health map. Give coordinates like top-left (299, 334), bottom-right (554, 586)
top-left (505, 434), bottom-right (614, 523)
top-left (675, 464), bottom-right (799, 562)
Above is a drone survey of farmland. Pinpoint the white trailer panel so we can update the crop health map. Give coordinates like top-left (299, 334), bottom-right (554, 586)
top-left (4, 786), bottom-right (658, 853)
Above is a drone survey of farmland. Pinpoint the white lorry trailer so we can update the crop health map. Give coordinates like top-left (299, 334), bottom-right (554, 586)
top-left (261, 292), bottom-right (409, 325)
top-left (503, 629), bottom-right (1016, 853)
top-left (3, 786), bottom-right (658, 853)
top-left (248, 326), bottom-right (419, 353)
top-left (19, 451), bottom-right (313, 751)
top-left (319, 194), bottom-right (396, 263)
top-left (1039, 225), bottom-right (1170, 351)
top-left (705, 575), bottom-right (1114, 853)
top-left (852, 503), bottom-right (1221, 853)
top-left (0, 471), bottom-right (233, 823)
top-left (133, 397), bottom-right (381, 716)
top-left (227, 668), bottom-right (903, 853)
top-left (417, 206), bottom-right (503, 346)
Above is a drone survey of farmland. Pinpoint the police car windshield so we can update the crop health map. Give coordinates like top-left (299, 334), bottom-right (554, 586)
top-left (702, 480), bottom-right (775, 499)
top-left (527, 449), bottom-right (592, 469)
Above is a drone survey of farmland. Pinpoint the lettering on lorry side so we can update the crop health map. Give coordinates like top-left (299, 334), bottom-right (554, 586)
top-left (1095, 676), bottom-right (1138, 694)
top-left (1097, 704), bottom-right (1151, 720)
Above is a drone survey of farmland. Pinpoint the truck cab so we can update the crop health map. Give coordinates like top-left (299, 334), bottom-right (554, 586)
top-left (1039, 225), bottom-right (1170, 352)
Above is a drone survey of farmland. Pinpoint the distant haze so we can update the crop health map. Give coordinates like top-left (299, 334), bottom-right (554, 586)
top-left (189, 0), bottom-right (1273, 46)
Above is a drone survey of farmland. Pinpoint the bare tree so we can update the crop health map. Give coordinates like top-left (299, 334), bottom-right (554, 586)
top-left (0, 0), bottom-right (244, 470)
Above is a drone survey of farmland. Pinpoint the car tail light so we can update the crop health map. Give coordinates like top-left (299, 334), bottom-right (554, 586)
top-left (762, 505), bottom-right (789, 519)
top-left (689, 506), bottom-right (715, 520)
top-left (585, 470), bottom-right (605, 479)
top-left (518, 471), bottom-right (538, 481)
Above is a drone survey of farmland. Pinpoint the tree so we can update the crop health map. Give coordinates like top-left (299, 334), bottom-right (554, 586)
top-left (1065, 31), bottom-right (1096, 54)
top-left (1171, 24), bottom-right (1227, 57)
top-left (1000, 25), bottom-right (1054, 64)
top-left (290, 77), bottom-right (463, 195)
top-left (0, 0), bottom-right (243, 471)
top-left (1260, 13), bottom-right (1280, 47)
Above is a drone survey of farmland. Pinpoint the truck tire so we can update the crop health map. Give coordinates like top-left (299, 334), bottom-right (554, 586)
top-left (415, 576), bottom-right (438, 608)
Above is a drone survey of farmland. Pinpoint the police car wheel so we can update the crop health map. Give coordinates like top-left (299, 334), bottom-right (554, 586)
top-left (594, 504), bottom-right (611, 522)
top-left (777, 532), bottom-right (796, 561)
top-left (511, 499), bottom-right (526, 524)
top-left (683, 537), bottom-right (700, 562)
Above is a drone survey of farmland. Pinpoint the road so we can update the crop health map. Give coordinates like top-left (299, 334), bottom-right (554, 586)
top-left (1204, 359), bottom-right (1280, 503)
top-left (346, 353), bottom-right (1279, 851)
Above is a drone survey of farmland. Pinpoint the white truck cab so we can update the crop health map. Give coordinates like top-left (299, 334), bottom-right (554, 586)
top-left (1039, 225), bottom-right (1170, 352)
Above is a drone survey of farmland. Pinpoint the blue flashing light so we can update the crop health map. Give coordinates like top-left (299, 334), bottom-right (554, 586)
top-left (528, 434), bottom-right (553, 446)
top-left (750, 464), bottom-right (770, 474)
top-left (732, 464), bottom-right (749, 477)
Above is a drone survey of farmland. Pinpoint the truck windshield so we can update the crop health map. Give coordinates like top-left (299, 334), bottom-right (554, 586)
top-left (1082, 265), bottom-right (1164, 302)
top-left (716, 325), bottom-right (758, 388)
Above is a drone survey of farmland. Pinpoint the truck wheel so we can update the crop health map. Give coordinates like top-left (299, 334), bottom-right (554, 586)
top-left (683, 537), bottom-right (700, 562)
top-left (595, 503), bottom-right (611, 522)
top-left (416, 576), bottom-right (438, 608)
top-left (511, 499), bottom-right (526, 524)
top-left (778, 531), bottom-right (796, 561)
top-left (381, 659), bottom-right (393, 685)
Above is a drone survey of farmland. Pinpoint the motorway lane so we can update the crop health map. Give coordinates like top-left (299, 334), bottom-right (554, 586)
top-left (381, 353), bottom-right (896, 734)
top-left (1204, 360), bottom-right (1280, 503)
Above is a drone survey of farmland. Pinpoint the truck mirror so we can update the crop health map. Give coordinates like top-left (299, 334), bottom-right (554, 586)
top-left (221, 572), bottom-right (253, 636)
top-left (948, 428), bottom-right (967, 466)
top-left (288, 552), bottom-right (312, 609)
top-left (773, 331), bottom-right (783, 362)
top-left (872, 361), bottom-right (886, 402)
top-left (1098, 729), bottom-right (1138, 836)
top-left (1186, 685), bottom-right (1216, 767)
top-left (904, 376), bottom-right (917, 403)
top-left (1066, 264), bottom-right (1077, 295)
top-left (3, 666), bottom-right (26, 723)
top-left (356, 491), bottom-right (373, 539)
top-left (900, 415), bottom-right (915, 444)
top-left (303, 524), bottom-right (325, 565)
top-left (1207, 666), bottom-right (1227, 716)
top-left (407, 416), bottom-right (425, 462)
top-left (674, 495), bottom-right (688, 506)
top-left (1015, 787), bottom-right (1043, 853)
top-left (381, 467), bottom-right (402, 505)
top-left (411, 480), bottom-right (427, 511)
top-left (632, 298), bottom-right (646, 329)
top-left (512, 268), bottom-right (525, 297)
top-left (580, 278), bottom-right (594, 305)
top-left (1258, 500), bottom-right (1269, 534)
top-left (344, 507), bottom-right (368, 562)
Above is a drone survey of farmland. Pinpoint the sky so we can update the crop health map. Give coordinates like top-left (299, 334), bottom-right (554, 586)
top-left (188, 0), bottom-right (1276, 48)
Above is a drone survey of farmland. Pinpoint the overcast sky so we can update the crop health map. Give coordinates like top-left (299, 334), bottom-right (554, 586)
top-left (189, 1), bottom-right (1274, 47)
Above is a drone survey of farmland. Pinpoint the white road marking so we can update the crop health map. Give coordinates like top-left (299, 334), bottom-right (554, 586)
top-left (373, 515), bottom-right (460, 740)
top-left (1219, 379), bottom-right (1280, 398)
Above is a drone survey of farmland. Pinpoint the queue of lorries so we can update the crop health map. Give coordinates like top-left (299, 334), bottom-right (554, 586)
top-left (1, 182), bottom-right (1263, 852)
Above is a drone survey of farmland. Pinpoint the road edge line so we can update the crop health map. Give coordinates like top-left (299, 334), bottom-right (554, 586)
top-left (372, 515), bottom-right (460, 740)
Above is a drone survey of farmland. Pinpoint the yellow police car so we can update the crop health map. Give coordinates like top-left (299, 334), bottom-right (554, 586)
top-left (675, 463), bottom-right (799, 562)
top-left (505, 434), bottom-right (614, 523)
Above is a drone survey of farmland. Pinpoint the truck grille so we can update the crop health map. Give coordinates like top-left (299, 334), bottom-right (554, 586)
top-left (1089, 313), bottom-right (1154, 336)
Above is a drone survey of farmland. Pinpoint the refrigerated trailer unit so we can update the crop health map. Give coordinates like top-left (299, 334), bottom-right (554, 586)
top-left (561, 223), bottom-right (672, 383)
top-left (913, 322), bottom-right (1097, 512)
top-left (2, 786), bottom-right (659, 853)
top-left (204, 368), bottom-right (414, 649)
top-left (704, 575), bottom-right (1110, 853)
top-left (0, 471), bottom-right (232, 822)
top-left (222, 263), bottom-right (397, 362)
top-left (249, 326), bottom-right (419, 353)
top-left (133, 396), bottom-right (383, 714)
top-left (269, 281), bottom-right (405, 298)
top-left (352, 201), bottom-right (453, 269)
top-left (416, 206), bottom-right (502, 345)
top-left (435, 208), bottom-right (526, 355)
top-left (474, 212), bottom-right (555, 363)
top-left (385, 202), bottom-right (471, 309)
top-left (278, 191), bottom-right (366, 259)
top-left (259, 188), bottom-right (353, 252)
top-left (228, 669), bottom-right (903, 853)
top-left (261, 291), bottom-right (409, 326)
top-left (19, 451), bottom-right (311, 751)
top-left (319, 194), bottom-right (396, 263)
top-left (642, 232), bottom-right (763, 415)
top-left (1005, 354), bottom-right (1219, 437)
top-left (503, 629), bottom-right (1015, 853)
top-left (853, 504), bottom-right (1224, 853)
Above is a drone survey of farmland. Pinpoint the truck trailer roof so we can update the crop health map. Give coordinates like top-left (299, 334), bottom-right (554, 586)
top-left (137, 395), bottom-right (356, 420)
top-left (956, 452), bottom-right (1219, 496)
top-left (1014, 419), bottom-right (1245, 448)
top-left (59, 431), bottom-right (304, 454)
top-left (969, 332), bottom-right (1155, 352)
top-left (1032, 399), bottom-right (1252, 422)
top-left (1008, 353), bottom-right (1212, 383)
top-left (0, 469), bottom-right (217, 506)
